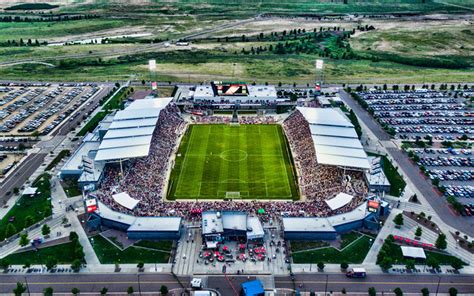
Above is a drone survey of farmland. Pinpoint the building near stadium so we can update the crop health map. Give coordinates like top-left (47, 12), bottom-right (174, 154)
top-left (282, 201), bottom-right (386, 240)
top-left (87, 201), bottom-right (182, 240)
top-left (202, 211), bottom-right (264, 246)
top-left (60, 97), bottom-right (173, 189)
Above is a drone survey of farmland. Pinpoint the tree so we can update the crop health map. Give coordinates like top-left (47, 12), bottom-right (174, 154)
top-left (71, 259), bottom-right (82, 272)
top-left (45, 256), bottom-right (57, 271)
top-left (405, 259), bottom-right (415, 270)
top-left (127, 286), bottom-right (134, 295)
top-left (435, 233), bottom-right (447, 250)
top-left (43, 287), bottom-right (53, 296)
top-left (69, 231), bottom-right (79, 241)
top-left (5, 223), bottom-right (17, 238)
top-left (451, 260), bottom-right (463, 271)
top-left (13, 282), bottom-right (27, 296)
top-left (0, 257), bottom-right (10, 270)
top-left (426, 257), bottom-right (440, 270)
top-left (394, 287), bottom-right (403, 296)
top-left (340, 262), bottom-right (348, 270)
top-left (421, 288), bottom-right (429, 296)
top-left (24, 216), bottom-right (34, 228)
top-left (137, 261), bottom-right (144, 269)
top-left (415, 227), bottom-right (422, 238)
top-left (368, 287), bottom-right (376, 296)
top-left (160, 285), bottom-right (168, 295)
top-left (393, 213), bottom-right (404, 228)
top-left (100, 287), bottom-right (108, 295)
top-left (317, 262), bottom-right (325, 270)
top-left (141, 80), bottom-right (145, 86)
top-left (19, 233), bottom-right (29, 247)
top-left (449, 287), bottom-right (458, 296)
top-left (380, 257), bottom-right (393, 270)
top-left (41, 224), bottom-right (51, 236)
top-left (71, 287), bottom-right (80, 295)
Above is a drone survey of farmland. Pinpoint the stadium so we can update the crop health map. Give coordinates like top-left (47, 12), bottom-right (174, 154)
top-left (61, 82), bottom-right (385, 241)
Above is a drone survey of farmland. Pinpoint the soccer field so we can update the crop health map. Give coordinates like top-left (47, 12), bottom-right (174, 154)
top-left (167, 124), bottom-right (299, 200)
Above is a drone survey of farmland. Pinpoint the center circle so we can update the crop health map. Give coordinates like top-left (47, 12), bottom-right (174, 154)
top-left (220, 149), bottom-right (248, 162)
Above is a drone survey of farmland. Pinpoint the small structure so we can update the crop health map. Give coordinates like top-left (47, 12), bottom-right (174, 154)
top-left (325, 192), bottom-right (354, 211)
top-left (201, 211), bottom-right (263, 244)
top-left (22, 187), bottom-right (37, 196)
top-left (365, 156), bottom-right (391, 193)
top-left (401, 246), bottom-right (426, 260)
top-left (241, 280), bottom-right (264, 296)
top-left (112, 192), bottom-right (139, 210)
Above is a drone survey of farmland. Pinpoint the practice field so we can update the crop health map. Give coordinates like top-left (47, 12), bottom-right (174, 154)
top-left (168, 124), bottom-right (299, 200)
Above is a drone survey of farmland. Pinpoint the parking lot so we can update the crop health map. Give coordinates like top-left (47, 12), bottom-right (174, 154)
top-left (0, 153), bottom-right (23, 178)
top-left (0, 82), bottom-right (102, 136)
top-left (355, 89), bottom-right (473, 141)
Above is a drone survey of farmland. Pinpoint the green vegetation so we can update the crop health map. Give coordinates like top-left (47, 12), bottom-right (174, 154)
top-left (0, 174), bottom-right (52, 241)
top-left (292, 234), bottom-right (374, 264)
top-left (5, 3), bottom-right (59, 10)
top-left (381, 155), bottom-right (406, 196)
top-left (4, 240), bottom-right (82, 265)
top-left (377, 235), bottom-right (466, 268)
top-left (45, 150), bottom-right (70, 171)
top-left (290, 241), bottom-right (330, 252)
top-left (102, 86), bottom-right (130, 111)
top-left (77, 111), bottom-right (109, 137)
top-left (134, 240), bottom-right (173, 251)
top-left (62, 177), bottom-right (82, 198)
top-left (92, 235), bottom-right (171, 264)
top-left (168, 124), bottom-right (298, 200)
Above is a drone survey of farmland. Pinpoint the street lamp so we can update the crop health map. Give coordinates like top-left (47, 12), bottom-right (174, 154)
top-left (435, 275), bottom-right (441, 296)
top-left (24, 276), bottom-right (31, 296)
top-left (324, 274), bottom-right (329, 296)
top-left (137, 273), bottom-right (142, 296)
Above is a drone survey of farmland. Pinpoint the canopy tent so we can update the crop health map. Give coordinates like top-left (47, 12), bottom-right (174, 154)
top-left (22, 187), bottom-right (38, 196)
top-left (112, 192), bottom-right (139, 210)
top-left (401, 246), bottom-right (426, 259)
top-left (257, 208), bottom-right (265, 214)
top-left (325, 192), bottom-right (354, 211)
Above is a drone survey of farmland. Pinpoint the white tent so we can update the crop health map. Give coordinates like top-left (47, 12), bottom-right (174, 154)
top-left (22, 187), bottom-right (37, 196)
top-left (112, 192), bottom-right (139, 210)
top-left (401, 246), bottom-right (426, 259)
top-left (325, 193), bottom-right (354, 210)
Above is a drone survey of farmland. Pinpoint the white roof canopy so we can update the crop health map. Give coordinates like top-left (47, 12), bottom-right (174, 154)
top-left (401, 246), bottom-right (426, 259)
top-left (96, 98), bottom-right (172, 162)
top-left (112, 192), bottom-right (140, 210)
top-left (296, 107), bottom-right (369, 170)
top-left (22, 187), bottom-right (37, 195)
top-left (325, 192), bottom-right (354, 210)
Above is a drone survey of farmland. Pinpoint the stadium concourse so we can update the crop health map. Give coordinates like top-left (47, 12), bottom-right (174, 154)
top-left (60, 93), bottom-right (377, 224)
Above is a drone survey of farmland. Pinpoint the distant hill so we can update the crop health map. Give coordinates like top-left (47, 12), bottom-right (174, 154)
top-left (4, 3), bottom-right (59, 11)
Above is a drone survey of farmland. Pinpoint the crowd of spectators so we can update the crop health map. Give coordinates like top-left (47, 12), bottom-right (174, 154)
top-left (96, 107), bottom-right (369, 221)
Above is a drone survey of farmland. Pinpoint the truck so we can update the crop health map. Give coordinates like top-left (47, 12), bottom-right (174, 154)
top-left (346, 267), bottom-right (366, 278)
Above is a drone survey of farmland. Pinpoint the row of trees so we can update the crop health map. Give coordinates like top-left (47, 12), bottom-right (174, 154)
top-left (12, 283), bottom-right (169, 295)
top-left (0, 39), bottom-right (47, 47)
top-left (0, 14), bottom-right (97, 23)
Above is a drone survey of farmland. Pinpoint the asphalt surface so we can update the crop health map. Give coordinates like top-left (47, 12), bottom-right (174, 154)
top-left (275, 273), bottom-right (474, 294)
top-left (339, 90), bottom-right (474, 236)
top-left (0, 273), bottom-right (189, 294)
top-left (0, 152), bottom-right (46, 204)
top-left (1, 273), bottom-right (470, 294)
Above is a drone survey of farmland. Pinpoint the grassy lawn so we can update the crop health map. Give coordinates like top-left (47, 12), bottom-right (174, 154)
top-left (378, 239), bottom-right (466, 266)
top-left (290, 241), bottom-right (330, 252)
top-left (61, 177), bottom-right (82, 198)
top-left (0, 174), bottom-right (52, 241)
top-left (92, 235), bottom-right (170, 264)
top-left (102, 87), bottom-right (130, 110)
top-left (292, 235), bottom-right (373, 264)
top-left (168, 124), bottom-right (298, 200)
top-left (381, 155), bottom-right (407, 196)
top-left (134, 240), bottom-right (173, 252)
top-left (77, 110), bottom-right (109, 137)
top-left (45, 150), bottom-right (70, 171)
top-left (3, 241), bottom-right (80, 265)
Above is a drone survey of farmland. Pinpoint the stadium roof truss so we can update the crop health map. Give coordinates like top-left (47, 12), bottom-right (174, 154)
top-left (296, 107), bottom-right (370, 170)
top-left (95, 98), bottom-right (172, 162)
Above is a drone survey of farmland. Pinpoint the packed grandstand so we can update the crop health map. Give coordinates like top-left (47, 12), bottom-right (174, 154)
top-left (92, 98), bottom-right (370, 222)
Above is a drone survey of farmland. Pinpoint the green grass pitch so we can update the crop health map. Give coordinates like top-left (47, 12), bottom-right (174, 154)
top-left (167, 124), bottom-right (299, 200)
